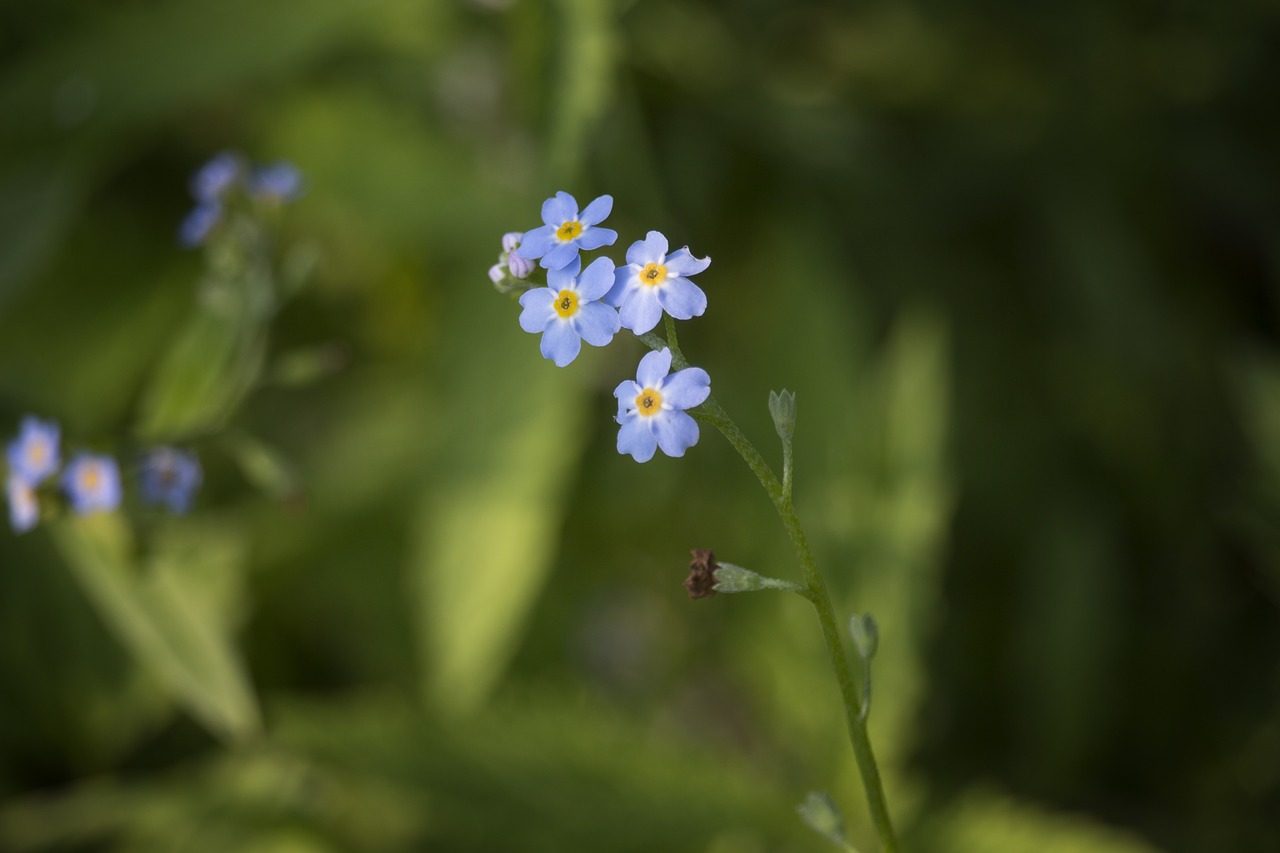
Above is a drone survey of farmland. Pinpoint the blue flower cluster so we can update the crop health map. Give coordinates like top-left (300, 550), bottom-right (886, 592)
top-left (179, 152), bottom-right (305, 247)
top-left (4, 416), bottom-right (203, 533)
top-left (496, 191), bottom-right (713, 462)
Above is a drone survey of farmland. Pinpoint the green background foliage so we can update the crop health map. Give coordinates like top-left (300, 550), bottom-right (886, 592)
top-left (1, 0), bottom-right (1278, 850)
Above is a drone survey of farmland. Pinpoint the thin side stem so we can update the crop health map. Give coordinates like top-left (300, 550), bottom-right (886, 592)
top-left (636, 330), bottom-right (899, 853)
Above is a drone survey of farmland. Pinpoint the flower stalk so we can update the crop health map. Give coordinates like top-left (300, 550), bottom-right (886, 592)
top-left (638, 330), bottom-right (900, 853)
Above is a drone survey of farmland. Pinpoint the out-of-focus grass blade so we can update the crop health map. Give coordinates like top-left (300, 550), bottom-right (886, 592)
top-left (51, 514), bottom-right (260, 743)
top-left (133, 304), bottom-right (265, 442)
top-left (411, 360), bottom-right (586, 715)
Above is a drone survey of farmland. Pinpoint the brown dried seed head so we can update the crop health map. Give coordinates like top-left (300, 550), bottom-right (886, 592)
top-left (685, 548), bottom-right (718, 600)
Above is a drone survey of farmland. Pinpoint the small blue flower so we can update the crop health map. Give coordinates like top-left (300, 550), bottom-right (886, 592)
top-left (61, 453), bottom-right (122, 516)
top-left (518, 256), bottom-right (621, 366)
top-left (139, 447), bottom-right (203, 514)
top-left (7, 475), bottom-right (38, 533)
top-left (613, 347), bottom-right (710, 462)
top-left (6, 416), bottom-right (60, 485)
top-left (178, 201), bottom-right (223, 247)
top-left (248, 162), bottom-right (305, 203)
top-left (606, 231), bottom-right (710, 334)
top-left (190, 151), bottom-right (244, 202)
top-left (516, 191), bottom-right (618, 271)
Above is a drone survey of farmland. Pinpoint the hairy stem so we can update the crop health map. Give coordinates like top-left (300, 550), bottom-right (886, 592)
top-left (637, 330), bottom-right (899, 852)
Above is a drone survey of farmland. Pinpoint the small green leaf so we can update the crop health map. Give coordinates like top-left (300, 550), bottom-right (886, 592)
top-left (51, 514), bottom-right (261, 743)
top-left (713, 562), bottom-right (804, 595)
top-left (798, 791), bottom-right (856, 851)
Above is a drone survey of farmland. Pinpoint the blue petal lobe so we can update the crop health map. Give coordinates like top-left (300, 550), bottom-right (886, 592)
top-left (518, 225), bottom-right (556, 259)
top-left (577, 227), bottom-right (617, 251)
top-left (572, 301), bottom-right (620, 347)
top-left (575, 257), bottom-right (617, 300)
top-left (636, 348), bottom-right (672, 388)
top-left (541, 320), bottom-right (582, 367)
top-left (656, 277), bottom-right (708, 320)
top-left (579, 194), bottom-right (613, 225)
top-left (614, 379), bottom-right (641, 419)
top-left (619, 288), bottom-right (663, 334)
top-left (519, 289), bottom-right (556, 333)
top-left (660, 366), bottom-right (711, 410)
top-left (617, 415), bottom-right (658, 462)
top-left (664, 247), bottom-right (711, 276)
top-left (542, 192), bottom-right (578, 226)
top-left (541, 241), bottom-right (580, 270)
top-left (654, 410), bottom-right (700, 457)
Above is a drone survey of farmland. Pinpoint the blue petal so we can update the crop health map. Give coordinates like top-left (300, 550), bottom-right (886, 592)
top-left (618, 288), bottom-right (663, 334)
top-left (654, 410), bottom-right (700, 457)
top-left (656, 277), bottom-right (707, 321)
top-left (575, 256), bottom-right (616, 300)
top-left (517, 225), bottom-right (556, 260)
top-left (579, 194), bottom-right (613, 226)
top-left (603, 266), bottom-right (633, 307)
top-left (659, 366), bottom-right (711, 410)
top-left (519, 289), bottom-right (556, 333)
top-left (541, 320), bottom-right (582, 367)
top-left (547, 256), bottom-right (582, 290)
top-left (572, 301), bottom-right (620, 347)
top-left (576, 226), bottom-right (617, 251)
top-left (541, 241), bottom-right (580, 270)
top-left (542, 191), bottom-right (578, 226)
top-left (664, 247), bottom-right (711, 277)
top-left (617, 415), bottom-right (658, 462)
top-left (636, 348), bottom-right (672, 388)
top-left (614, 379), bottom-right (641, 419)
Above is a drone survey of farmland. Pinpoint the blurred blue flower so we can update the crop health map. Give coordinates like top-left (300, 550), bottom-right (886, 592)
top-left (516, 192), bottom-right (617, 271)
top-left (518, 256), bottom-right (620, 366)
top-left (190, 151), bottom-right (244, 202)
top-left (7, 475), bottom-right (38, 533)
top-left (62, 453), bottom-right (121, 515)
top-left (613, 347), bottom-right (710, 462)
top-left (248, 162), bottom-right (305, 203)
top-left (606, 231), bottom-right (710, 334)
top-left (178, 201), bottom-right (223, 247)
top-left (138, 447), bottom-right (203, 514)
top-left (6, 416), bottom-right (61, 485)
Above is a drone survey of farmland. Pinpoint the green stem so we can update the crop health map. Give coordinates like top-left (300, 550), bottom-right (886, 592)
top-left (637, 331), bottom-right (900, 853)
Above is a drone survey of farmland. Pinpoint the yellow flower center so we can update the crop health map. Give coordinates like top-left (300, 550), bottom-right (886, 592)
top-left (635, 387), bottom-right (663, 416)
top-left (556, 220), bottom-right (583, 242)
top-left (79, 464), bottom-right (101, 494)
top-left (27, 441), bottom-right (47, 467)
top-left (640, 262), bottom-right (667, 287)
top-left (554, 289), bottom-right (579, 318)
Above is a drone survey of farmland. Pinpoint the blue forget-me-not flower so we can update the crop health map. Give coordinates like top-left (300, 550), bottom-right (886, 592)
top-left (62, 453), bottom-right (122, 515)
top-left (519, 256), bottom-right (621, 366)
top-left (191, 151), bottom-right (243, 202)
top-left (614, 347), bottom-right (711, 462)
top-left (6, 416), bottom-right (61, 485)
top-left (7, 475), bottom-right (38, 533)
top-left (606, 231), bottom-right (710, 334)
top-left (139, 447), bottom-right (203, 514)
top-left (248, 162), bottom-right (305, 204)
top-left (516, 192), bottom-right (618, 271)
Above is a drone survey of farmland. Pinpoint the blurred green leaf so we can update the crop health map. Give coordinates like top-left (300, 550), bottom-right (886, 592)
top-left (50, 514), bottom-right (260, 743)
top-left (411, 362), bottom-right (587, 715)
top-left (133, 299), bottom-right (266, 441)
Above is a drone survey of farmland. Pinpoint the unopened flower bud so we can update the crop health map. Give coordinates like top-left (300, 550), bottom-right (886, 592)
top-left (488, 263), bottom-right (505, 285)
top-left (502, 231), bottom-right (522, 253)
top-left (507, 251), bottom-right (534, 279)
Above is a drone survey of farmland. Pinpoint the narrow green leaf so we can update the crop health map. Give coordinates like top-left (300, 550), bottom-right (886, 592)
top-left (51, 515), bottom-right (261, 743)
